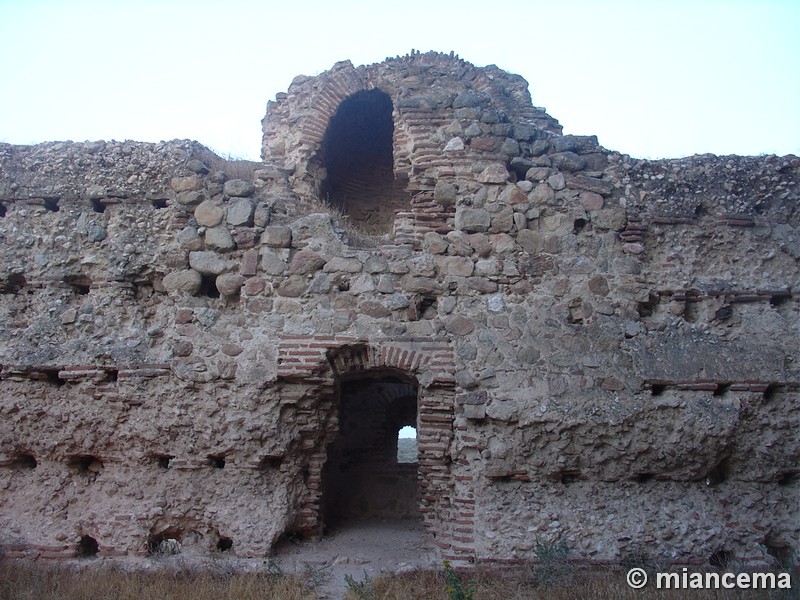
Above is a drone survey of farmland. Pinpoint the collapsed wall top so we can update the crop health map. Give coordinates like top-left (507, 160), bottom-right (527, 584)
top-left (260, 51), bottom-right (566, 232)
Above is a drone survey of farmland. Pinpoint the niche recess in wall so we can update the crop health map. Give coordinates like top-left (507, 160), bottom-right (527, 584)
top-left (322, 373), bottom-right (419, 528)
top-left (317, 89), bottom-right (406, 236)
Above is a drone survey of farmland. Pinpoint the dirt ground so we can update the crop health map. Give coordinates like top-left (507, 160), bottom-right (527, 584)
top-left (272, 518), bottom-right (440, 599)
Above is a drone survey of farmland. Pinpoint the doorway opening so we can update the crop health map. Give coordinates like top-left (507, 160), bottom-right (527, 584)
top-left (318, 89), bottom-right (406, 235)
top-left (322, 372), bottom-right (419, 529)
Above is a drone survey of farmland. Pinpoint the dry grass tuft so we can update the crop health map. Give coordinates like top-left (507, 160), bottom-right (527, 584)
top-left (0, 562), bottom-right (314, 600)
top-left (346, 567), bottom-right (788, 600)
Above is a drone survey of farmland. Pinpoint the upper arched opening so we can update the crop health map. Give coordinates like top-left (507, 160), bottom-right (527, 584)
top-left (317, 89), bottom-right (406, 235)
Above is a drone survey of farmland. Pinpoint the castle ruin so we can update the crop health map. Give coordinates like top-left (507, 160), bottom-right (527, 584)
top-left (0, 51), bottom-right (797, 567)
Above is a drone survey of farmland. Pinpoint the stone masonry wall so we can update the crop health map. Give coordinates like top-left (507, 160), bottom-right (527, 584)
top-left (0, 51), bottom-right (798, 567)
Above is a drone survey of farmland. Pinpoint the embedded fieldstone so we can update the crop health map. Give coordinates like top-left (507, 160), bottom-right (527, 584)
top-left (260, 248), bottom-right (288, 275)
top-left (444, 314), bottom-right (476, 335)
top-left (221, 343), bottom-right (243, 356)
top-left (478, 163), bottom-right (510, 184)
top-left (517, 346), bottom-right (540, 364)
top-left (529, 183), bottom-right (555, 204)
top-left (163, 269), bottom-right (202, 295)
top-left (254, 203), bottom-right (271, 227)
top-left (550, 151), bottom-right (587, 172)
top-left (223, 179), bottom-right (255, 197)
top-left (588, 275), bottom-right (610, 296)
top-left (87, 225), bottom-right (106, 242)
top-left (526, 166), bottom-right (551, 182)
top-left (623, 243), bottom-right (645, 254)
top-left (593, 208), bottom-right (626, 230)
top-left (490, 206), bottom-right (514, 232)
top-left (226, 198), bottom-right (254, 226)
top-left (517, 229), bottom-right (544, 254)
top-left (444, 256), bottom-right (475, 277)
top-left (261, 225), bottom-right (292, 248)
top-left (364, 255), bottom-right (389, 273)
top-left (195, 200), bottom-right (225, 227)
top-left (580, 191), bottom-right (604, 211)
top-left (499, 185), bottom-right (528, 206)
top-left (498, 137), bottom-right (518, 156)
top-left (453, 90), bottom-right (489, 108)
top-left (277, 275), bottom-right (307, 297)
top-left (289, 249), bottom-right (326, 274)
top-left (456, 208), bottom-right (491, 233)
top-left (189, 251), bottom-right (232, 275)
top-left (205, 226), bottom-right (236, 251)
top-left (175, 190), bottom-right (205, 206)
top-left (171, 175), bottom-right (202, 192)
top-left (434, 180), bottom-right (458, 206)
top-left (424, 232), bottom-right (449, 254)
top-left (172, 340), bottom-right (194, 357)
top-left (323, 257), bottom-right (362, 273)
top-left (177, 226), bottom-right (203, 251)
top-left (216, 273), bottom-right (244, 296)
top-left (548, 172), bottom-right (566, 190)
top-left (444, 137), bottom-right (465, 152)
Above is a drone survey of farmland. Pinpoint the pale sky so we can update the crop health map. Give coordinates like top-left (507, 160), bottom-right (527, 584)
top-left (1, 0), bottom-right (797, 161)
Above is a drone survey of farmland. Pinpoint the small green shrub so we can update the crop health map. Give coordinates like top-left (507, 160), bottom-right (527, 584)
top-left (531, 538), bottom-right (574, 586)
top-left (344, 571), bottom-right (375, 600)
top-left (442, 560), bottom-right (476, 600)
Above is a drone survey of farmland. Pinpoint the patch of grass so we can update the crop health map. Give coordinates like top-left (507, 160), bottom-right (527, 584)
top-left (344, 570), bottom-right (376, 600)
top-left (0, 562), bottom-right (314, 600)
top-left (356, 566), bottom-right (789, 600)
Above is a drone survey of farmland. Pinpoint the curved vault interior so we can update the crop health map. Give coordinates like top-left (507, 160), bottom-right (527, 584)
top-left (317, 89), bottom-right (407, 235)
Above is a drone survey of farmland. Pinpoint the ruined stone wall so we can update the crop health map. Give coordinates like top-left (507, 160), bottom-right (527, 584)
top-left (1, 52), bottom-right (797, 567)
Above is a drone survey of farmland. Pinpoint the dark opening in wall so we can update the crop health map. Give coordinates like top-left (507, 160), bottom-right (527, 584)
top-left (10, 454), bottom-right (37, 470)
top-left (776, 471), bottom-right (798, 486)
top-left (637, 293), bottom-right (659, 318)
top-left (216, 537), bottom-right (233, 552)
top-left (635, 473), bottom-right (654, 483)
top-left (69, 454), bottom-right (103, 475)
top-left (322, 373), bottom-right (419, 528)
top-left (704, 457), bottom-right (729, 486)
top-left (41, 368), bottom-right (65, 387)
top-left (155, 455), bottom-right (174, 470)
top-left (65, 275), bottom-right (91, 295)
top-left (90, 199), bottom-right (106, 213)
top-left (317, 89), bottom-right (405, 235)
top-left (0, 203), bottom-right (6, 217)
top-left (77, 535), bottom-right (99, 558)
top-left (763, 383), bottom-right (782, 402)
top-left (713, 383), bottom-right (731, 397)
top-left (573, 218), bottom-right (587, 234)
top-left (208, 455), bottom-right (226, 469)
top-left (151, 199), bottom-right (168, 209)
top-left (0, 273), bottom-right (26, 294)
top-left (417, 296), bottom-right (437, 320)
top-left (650, 383), bottom-right (667, 396)
top-left (43, 198), bottom-right (60, 212)
top-left (258, 456), bottom-right (284, 471)
top-left (199, 275), bottom-right (220, 298)
top-left (558, 470), bottom-right (581, 485)
top-left (147, 528), bottom-right (183, 556)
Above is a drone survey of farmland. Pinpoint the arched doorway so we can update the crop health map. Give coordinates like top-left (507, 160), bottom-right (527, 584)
top-left (317, 89), bottom-right (406, 235)
top-left (321, 372), bottom-right (419, 529)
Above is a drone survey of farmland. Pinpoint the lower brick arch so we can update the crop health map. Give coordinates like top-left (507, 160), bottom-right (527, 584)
top-left (276, 336), bottom-right (472, 559)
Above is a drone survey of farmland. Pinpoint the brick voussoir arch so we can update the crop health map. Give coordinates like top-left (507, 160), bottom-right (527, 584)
top-left (277, 335), bottom-right (456, 385)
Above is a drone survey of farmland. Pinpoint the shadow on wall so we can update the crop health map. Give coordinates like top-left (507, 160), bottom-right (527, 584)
top-left (322, 372), bottom-right (419, 528)
top-left (317, 89), bottom-right (408, 235)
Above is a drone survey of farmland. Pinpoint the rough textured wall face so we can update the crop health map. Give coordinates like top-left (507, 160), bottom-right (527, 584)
top-left (1, 51), bottom-right (798, 566)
